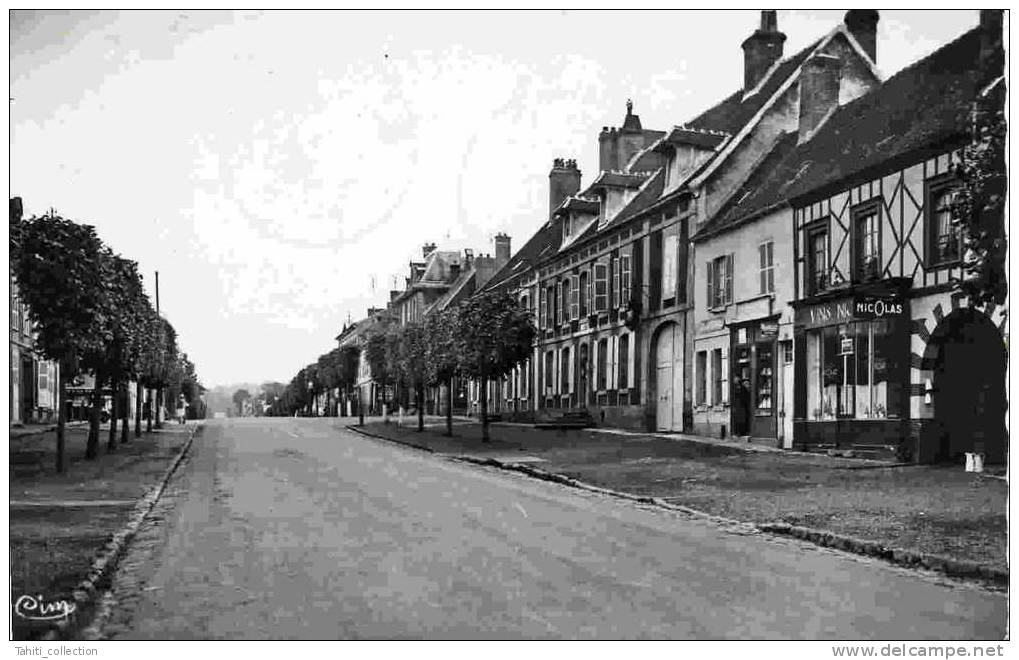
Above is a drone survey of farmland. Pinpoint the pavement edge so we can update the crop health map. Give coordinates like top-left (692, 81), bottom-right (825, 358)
top-left (41, 422), bottom-right (205, 641)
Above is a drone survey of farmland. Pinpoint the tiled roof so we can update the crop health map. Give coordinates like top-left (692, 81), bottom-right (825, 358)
top-left (605, 168), bottom-right (665, 229)
top-left (685, 40), bottom-right (820, 135)
top-left (699, 24), bottom-right (996, 237)
top-left (590, 170), bottom-right (654, 189)
top-left (483, 221), bottom-right (557, 292)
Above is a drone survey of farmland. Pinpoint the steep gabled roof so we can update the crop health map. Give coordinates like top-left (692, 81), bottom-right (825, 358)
top-left (483, 220), bottom-right (557, 292)
top-left (699, 24), bottom-right (995, 235)
top-left (605, 168), bottom-right (665, 230)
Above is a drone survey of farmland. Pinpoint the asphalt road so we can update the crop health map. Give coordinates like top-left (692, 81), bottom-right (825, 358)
top-left (100, 417), bottom-right (1006, 640)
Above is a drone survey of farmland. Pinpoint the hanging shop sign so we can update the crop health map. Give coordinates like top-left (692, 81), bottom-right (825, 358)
top-left (759, 321), bottom-right (779, 338)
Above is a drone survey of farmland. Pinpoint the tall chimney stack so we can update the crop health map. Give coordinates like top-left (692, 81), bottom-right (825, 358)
top-left (798, 54), bottom-right (842, 144)
top-left (548, 158), bottom-right (581, 218)
top-left (493, 233), bottom-right (511, 268)
top-left (422, 242), bottom-right (437, 259)
top-left (742, 10), bottom-right (786, 90)
top-left (844, 10), bottom-right (879, 64)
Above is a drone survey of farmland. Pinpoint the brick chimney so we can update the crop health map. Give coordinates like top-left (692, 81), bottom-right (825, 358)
top-left (549, 158), bottom-right (581, 217)
top-left (494, 233), bottom-right (511, 268)
top-left (844, 10), bottom-right (879, 64)
top-left (798, 54), bottom-right (841, 144)
top-left (742, 10), bottom-right (786, 90)
top-left (422, 242), bottom-right (437, 259)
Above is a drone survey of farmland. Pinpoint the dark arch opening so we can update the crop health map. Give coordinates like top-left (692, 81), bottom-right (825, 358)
top-left (929, 308), bottom-right (1007, 463)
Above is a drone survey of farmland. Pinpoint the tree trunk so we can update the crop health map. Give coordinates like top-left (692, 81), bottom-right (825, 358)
top-left (107, 374), bottom-right (118, 452)
top-left (446, 377), bottom-right (454, 437)
top-left (146, 388), bottom-right (153, 432)
top-left (135, 381), bottom-right (143, 438)
top-left (86, 369), bottom-right (102, 459)
top-left (480, 375), bottom-right (490, 443)
top-left (56, 375), bottom-right (67, 473)
top-left (155, 387), bottom-right (163, 429)
top-left (121, 381), bottom-right (131, 444)
top-left (417, 385), bottom-right (424, 432)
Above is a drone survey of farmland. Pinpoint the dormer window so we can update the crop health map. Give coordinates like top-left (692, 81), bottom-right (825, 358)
top-left (562, 215), bottom-right (572, 243)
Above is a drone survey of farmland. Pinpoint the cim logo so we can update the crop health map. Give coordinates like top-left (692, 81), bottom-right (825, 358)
top-left (855, 298), bottom-right (903, 318)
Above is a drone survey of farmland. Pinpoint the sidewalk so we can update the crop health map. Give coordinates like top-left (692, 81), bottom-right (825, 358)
top-left (351, 420), bottom-right (1007, 576)
top-left (10, 422), bottom-right (198, 640)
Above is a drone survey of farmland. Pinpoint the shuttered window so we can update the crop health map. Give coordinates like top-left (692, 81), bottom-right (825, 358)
top-left (611, 256), bottom-right (620, 308)
top-left (620, 254), bottom-right (632, 305)
top-left (618, 334), bottom-right (630, 389)
top-left (570, 275), bottom-right (579, 320)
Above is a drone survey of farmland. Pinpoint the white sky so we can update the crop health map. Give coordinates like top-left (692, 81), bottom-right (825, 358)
top-left (9, 9), bottom-right (980, 387)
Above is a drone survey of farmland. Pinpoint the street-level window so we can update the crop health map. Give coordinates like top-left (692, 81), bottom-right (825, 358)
top-left (712, 348), bottom-right (723, 405)
top-left (561, 347), bottom-right (571, 394)
top-left (544, 351), bottom-right (554, 395)
top-left (928, 182), bottom-right (963, 266)
top-left (618, 334), bottom-right (630, 389)
top-left (756, 343), bottom-right (773, 412)
top-left (759, 241), bottom-right (775, 294)
top-left (853, 204), bottom-right (881, 281)
top-left (596, 338), bottom-right (608, 390)
top-left (696, 350), bottom-right (707, 405)
top-left (808, 318), bottom-right (901, 421)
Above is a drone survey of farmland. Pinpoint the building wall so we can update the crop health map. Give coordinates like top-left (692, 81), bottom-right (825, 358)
top-left (692, 207), bottom-right (796, 444)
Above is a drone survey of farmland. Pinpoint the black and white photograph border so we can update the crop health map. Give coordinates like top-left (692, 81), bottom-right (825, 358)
top-left (6, 3), bottom-right (1011, 650)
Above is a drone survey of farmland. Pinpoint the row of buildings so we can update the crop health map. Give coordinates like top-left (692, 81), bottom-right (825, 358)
top-left (336, 10), bottom-right (1006, 463)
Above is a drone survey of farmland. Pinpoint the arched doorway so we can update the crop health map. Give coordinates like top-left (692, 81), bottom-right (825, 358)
top-left (653, 322), bottom-right (683, 431)
top-left (929, 308), bottom-right (1007, 463)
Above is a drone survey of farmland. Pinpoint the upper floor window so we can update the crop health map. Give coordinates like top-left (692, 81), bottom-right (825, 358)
top-left (538, 287), bottom-right (547, 328)
top-left (706, 254), bottom-right (733, 309)
top-left (807, 225), bottom-right (828, 296)
top-left (560, 280), bottom-right (570, 325)
top-left (620, 254), bottom-right (632, 305)
top-left (569, 275), bottom-right (579, 320)
top-left (610, 256), bottom-right (620, 308)
top-left (661, 229), bottom-right (680, 303)
top-left (548, 284), bottom-right (558, 326)
top-left (759, 241), bottom-right (774, 294)
top-left (562, 215), bottom-right (572, 243)
top-left (853, 203), bottom-right (881, 282)
top-left (579, 271), bottom-right (590, 317)
top-left (594, 262), bottom-right (608, 312)
top-left (927, 179), bottom-right (963, 267)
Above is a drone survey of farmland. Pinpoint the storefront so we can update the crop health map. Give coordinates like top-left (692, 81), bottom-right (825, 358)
top-left (729, 317), bottom-right (780, 440)
top-left (792, 284), bottom-right (910, 455)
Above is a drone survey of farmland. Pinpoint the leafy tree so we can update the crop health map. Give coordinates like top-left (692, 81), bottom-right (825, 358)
top-left (10, 211), bottom-right (109, 472)
top-left (364, 328), bottom-right (394, 422)
top-left (425, 308), bottom-right (460, 436)
top-left (952, 88), bottom-right (1007, 313)
top-left (232, 388), bottom-right (251, 416)
top-left (261, 381), bottom-right (286, 416)
top-left (395, 321), bottom-right (429, 431)
top-left (456, 291), bottom-right (536, 442)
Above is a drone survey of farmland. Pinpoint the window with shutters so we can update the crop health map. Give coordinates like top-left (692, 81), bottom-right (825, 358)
top-left (560, 280), bottom-right (570, 326)
top-left (610, 256), bottom-right (620, 308)
top-left (569, 275), bottom-right (579, 320)
top-left (594, 263), bottom-right (608, 312)
top-left (546, 285), bottom-right (556, 327)
top-left (544, 351), bottom-right (554, 394)
top-left (620, 254), bottom-right (632, 305)
top-left (706, 254), bottom-right (733, 308)
top-left (538, 287), bottom-right (546, 328)
top-left (579, 271), bottom-right (590, 317)
top-left (759, 241), bottom-right (775, 294)
top-left (618, 334), bottom-right (630, 389)
top-left (596, 338), bottom-right (608, 390)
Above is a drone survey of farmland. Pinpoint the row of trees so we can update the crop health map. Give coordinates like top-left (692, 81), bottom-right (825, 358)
top-left (10, 210), bottom-right (203, 472)
top-left (263, 345), bottom-right (361, 418)
top-left (362, 291), bottom-right (535, 442)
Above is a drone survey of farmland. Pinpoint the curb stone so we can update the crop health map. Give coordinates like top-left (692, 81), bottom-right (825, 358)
top-left (345, 424), bottom-right (435, 453)
top-left (39, 423), bottom-right (204, 641)
top-left (349, 428), bottom-right (1007, 589)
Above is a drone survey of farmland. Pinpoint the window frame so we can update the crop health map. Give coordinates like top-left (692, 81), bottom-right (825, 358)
top-left (758, 240), bottom-right (775, 295)
top-left (851, 199), bottom-right (883, 283)
top-left (579, 271), bottom-right (590, 317)
top-left (805, 220), bottom-right (829, 296)
top-left (618, 334), bottom-right (630, 390)
top-left (925, 174), bottom-right (963, 268)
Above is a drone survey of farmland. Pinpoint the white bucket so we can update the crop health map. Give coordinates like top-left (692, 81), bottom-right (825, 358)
top-left (973, 453), bottom-right (985, 473)
top-left (965, 452), bottom-right (975, 472)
